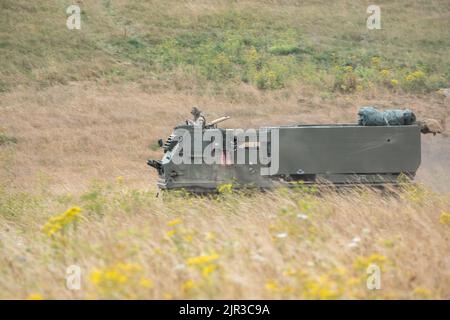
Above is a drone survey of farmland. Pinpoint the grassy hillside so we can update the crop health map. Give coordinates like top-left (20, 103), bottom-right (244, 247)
top-left (1, 0), bottom-right (449, 93)
top-left (0, 0), bottom-right (449, 299)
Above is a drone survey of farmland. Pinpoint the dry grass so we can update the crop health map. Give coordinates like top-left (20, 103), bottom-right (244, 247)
top-left (0, 82), bottom-right (448, 192)
top-left (0, 180), bottom-right (449, 299)
top-left (0, 0), bottom-right (449, 300)
top-left (0, 83), bottom-right (449, 299)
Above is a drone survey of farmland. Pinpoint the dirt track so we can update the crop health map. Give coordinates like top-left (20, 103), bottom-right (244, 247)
top-left (418, 135), bottom-right (450, 193)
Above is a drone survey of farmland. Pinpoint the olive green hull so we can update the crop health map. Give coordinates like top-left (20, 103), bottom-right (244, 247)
top-left (149, 124), bottom-right (421, 192)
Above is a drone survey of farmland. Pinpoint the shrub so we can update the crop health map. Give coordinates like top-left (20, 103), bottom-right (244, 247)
top-left (334, 66), bottom-right (359, 93)
top-left (403, 70), bottom-right (427, 91)
top-left (268, 45), bottom-right (300, 56)
top-left (0, 133), bottom-right (17, 146)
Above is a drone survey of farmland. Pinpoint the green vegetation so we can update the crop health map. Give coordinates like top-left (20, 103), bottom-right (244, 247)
top-left (0, 0), bottom-right (449, 93)
top-left (0, 133), bottom-right (17, 146)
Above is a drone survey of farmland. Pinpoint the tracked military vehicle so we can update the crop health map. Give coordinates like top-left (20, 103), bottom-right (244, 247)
top-left (148, 107), bottom-right (439, 192)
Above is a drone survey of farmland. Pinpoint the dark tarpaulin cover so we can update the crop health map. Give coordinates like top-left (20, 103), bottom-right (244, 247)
top-left (358, 106), bottom-right (416, 126)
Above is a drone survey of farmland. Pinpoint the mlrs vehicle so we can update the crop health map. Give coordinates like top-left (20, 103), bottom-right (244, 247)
top-left (148, 107), bottom-right (439, 192)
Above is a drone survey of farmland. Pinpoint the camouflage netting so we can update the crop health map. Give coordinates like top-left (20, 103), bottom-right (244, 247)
top-left (358, 106), bottom-right (416, 126)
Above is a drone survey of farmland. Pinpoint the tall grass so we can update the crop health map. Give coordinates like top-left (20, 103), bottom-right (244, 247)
top-left (0, 180), bottom-right (449, 299)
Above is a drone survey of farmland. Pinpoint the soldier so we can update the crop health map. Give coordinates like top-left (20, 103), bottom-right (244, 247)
top-left (189, 106), bottom-right (206, 127)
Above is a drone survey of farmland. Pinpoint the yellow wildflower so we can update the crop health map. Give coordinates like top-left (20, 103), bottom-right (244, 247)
top-left (390, 79), bottom-right (399, 86)
top-left (115, 176), bottom-right (124, 184)
top-left (166, 229), bottom-right (176, 238)
top-left (405, 70), bottom-right (425, 82)
top-left (343, 65), bottom-right (353, 72)
top-left (217, 183), bottom-right (233, 194)
top-left (265, 280), bottom-right (280, 292)
top-left (187, 253), bottom-right (219, 266)
top-left (42, 207), bottom-right (82, 237)
top-left (283, 286), bottom-right (295, 294)
top-left (104, 270), bottom-right (127, 284)
top-left (371, 57), bottom-right (381, 66)
top-left (413, 287), bottom-right (432, 299)
top-left (346, 277), bottom-right (362, 287)
top-left (354, 253), bottom-right (388, 271)
top-left (139, 278), bottom-right (154, 288)
top-left (167, 218), bottom-right (182, 227)
top-left (304, 275), bottom-right (343, 300)
top-left (182, 279), bottom-right (196, 291)
top-left (27, 293), bottom-right (44, 300)
top-left (90, 262), bottom-right (144, 293)
top-left (439, 212), bottom-right (450, 226)
top-left (90, 270), bottom-right (102, 285)
top-left (116, 263), bottom-right (142, 273)
top-left (202, 264), bottom-right (217, 278)
top-left (163, 293), bottom-right (173, 300)
top-left (380, 69), bottom-right (390, 77)
top-left (245, 47), bottom-right (260, 64)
